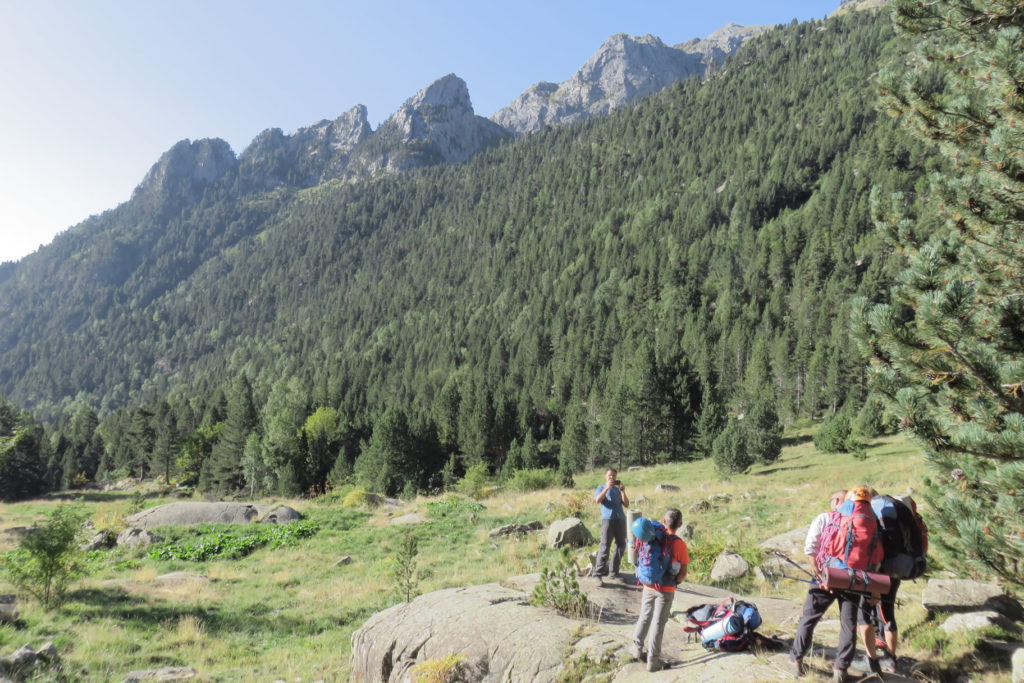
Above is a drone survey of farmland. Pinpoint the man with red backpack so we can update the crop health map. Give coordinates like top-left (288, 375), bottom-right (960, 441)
top-left (789, 486), bottom-right (885, 682)
top-left (629, 508), bottom-right (688, 672)
top-left (787, 489), bottom-right (846, 678)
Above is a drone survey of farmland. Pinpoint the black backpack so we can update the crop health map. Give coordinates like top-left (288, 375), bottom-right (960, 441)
top-left (872, 494), bottom-right (926, 579)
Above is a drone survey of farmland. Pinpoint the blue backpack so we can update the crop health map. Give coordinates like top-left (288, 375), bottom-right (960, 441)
top-left (633, 519), bottom-right (674, 586)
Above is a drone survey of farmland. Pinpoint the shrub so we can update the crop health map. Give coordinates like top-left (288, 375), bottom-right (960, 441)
top-left (814, 412), bottom-right (857, 453)
top-left (342, 488), bottom-right (379, 509)
top-left (2, 505), bottom-right (89, 609)
top-left (530, 548), bottom-right (588, 619)
top-left (711, 419), bottom-right (753, 475)
top-left (506, 467), bottom-right (558, 492)
top-left (456, 462), bottom-right (492, 500)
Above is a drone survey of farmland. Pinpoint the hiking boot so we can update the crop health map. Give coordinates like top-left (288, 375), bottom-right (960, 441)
top-left (831, 669), bottom-right (850, 683)
top-left (867, 656), bottom-right (884, 679)
top-left (786, 655), bottom-right (805, 678)
top-left (878, 654), bottom-right (897, 674)
top-left (646, 657), bottom-right (664, 672)
top-left (874, 637), bottom-right (889, 653)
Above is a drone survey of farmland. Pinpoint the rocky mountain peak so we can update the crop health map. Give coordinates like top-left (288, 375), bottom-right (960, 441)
top-left (367, 74), bottom-right (510, 170)
top-left (133, 138), bottom-right (237, 203)
top-left (492, 25), bottom-right (766, 134)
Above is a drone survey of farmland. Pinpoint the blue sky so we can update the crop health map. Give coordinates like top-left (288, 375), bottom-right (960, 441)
top-left (0, 1), bottom-right (841, 263)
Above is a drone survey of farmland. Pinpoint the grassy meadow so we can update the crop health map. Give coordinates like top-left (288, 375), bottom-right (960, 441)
top-left (0, 430), bottom-right (1015, 681)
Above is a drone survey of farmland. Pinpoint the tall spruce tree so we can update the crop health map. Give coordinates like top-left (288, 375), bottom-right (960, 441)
top-left (203, 375), bottom-right (258, 493)
top-left (853, 0), bottom-right (1024, 585)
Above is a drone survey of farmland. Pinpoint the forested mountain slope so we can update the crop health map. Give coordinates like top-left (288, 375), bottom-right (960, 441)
top-left (0, 9), bottom-right (939, 496)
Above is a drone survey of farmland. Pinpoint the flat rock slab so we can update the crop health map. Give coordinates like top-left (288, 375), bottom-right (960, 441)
top-left (351, 572), bottom-right (858, 682)
top-left (126, 502), bottom-right (301, 528)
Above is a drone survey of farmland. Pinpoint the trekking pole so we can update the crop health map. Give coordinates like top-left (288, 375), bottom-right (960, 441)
top-left (768, 550), bottom-right (818, 582)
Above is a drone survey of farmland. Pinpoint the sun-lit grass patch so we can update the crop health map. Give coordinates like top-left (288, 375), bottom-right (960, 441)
top-left (0, 430), bottom-right (960, 680)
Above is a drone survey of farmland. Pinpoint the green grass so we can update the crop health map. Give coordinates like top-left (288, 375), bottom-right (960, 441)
top-left (0, 431), bottom-right (1010, 681)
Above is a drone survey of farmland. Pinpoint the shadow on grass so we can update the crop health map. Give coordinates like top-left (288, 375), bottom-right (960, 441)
top-left (780, 434), bottom-right (814, 449)
top-left (754, 464), bottom-right (812, 477)
top-left (67, 587), bottom-right (386, 636)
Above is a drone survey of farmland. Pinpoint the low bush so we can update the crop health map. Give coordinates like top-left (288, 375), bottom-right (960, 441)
top-left (507, 468), bottom-right (558, 492)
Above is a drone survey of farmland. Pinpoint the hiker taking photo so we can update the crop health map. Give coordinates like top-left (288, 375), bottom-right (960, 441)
top-left (593, 467), bottom-right (629, 580)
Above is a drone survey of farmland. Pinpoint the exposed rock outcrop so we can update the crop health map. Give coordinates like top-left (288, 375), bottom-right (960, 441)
top-left (125, 502), bottom-right (300, 529)
top-left (353, 74), bottom-right (511, 174)
top-left (492, 28), bottom-right (767, 134)
top-left (350, 573), bottom-right (800, 682)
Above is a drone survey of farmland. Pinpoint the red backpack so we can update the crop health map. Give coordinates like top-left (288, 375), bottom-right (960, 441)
top-left (813, 510), bottom-right (843, 574)
top-left (826, 499), bottom-right (883, 570)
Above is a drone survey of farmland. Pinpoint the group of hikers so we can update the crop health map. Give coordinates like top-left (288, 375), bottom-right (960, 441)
top-left (593, 468), bottom-right (928, 679)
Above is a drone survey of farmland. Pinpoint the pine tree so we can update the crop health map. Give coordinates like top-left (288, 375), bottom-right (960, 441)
top-left (853, 0), bottom-right (1024, 585)
top-left (204, 375), bottom-right (258, 493)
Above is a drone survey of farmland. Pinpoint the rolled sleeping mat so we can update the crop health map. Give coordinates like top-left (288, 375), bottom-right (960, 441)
top-left (821, 566), bottom-right (891, 597)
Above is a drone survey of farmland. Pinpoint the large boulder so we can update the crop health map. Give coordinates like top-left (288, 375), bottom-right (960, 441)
top-left (350, 574), bottom-right (801, 682)
top-left (547, 518), bottom-right (593, 548)
top-left (1013, 645), bottom-right (1024, 683)
top-left (922, 579), bottom-right (1024, 620)
top-left (351, 581), bottom-right (573, 681)
top-left (941, 611), bottom-right (1020, 635)
top-left (125, 502), bottom-right (300, 529)
top-left (116, 528), bottom-right (164, 549)
top-left (760, 526), bottom-right (809, 559)
top-left (710, 551), bottom-right (750, 581)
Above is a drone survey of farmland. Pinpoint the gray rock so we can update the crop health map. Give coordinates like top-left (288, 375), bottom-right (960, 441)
top-left (489, 522), bottom-right (543, 538)
top-left (547, 518), bottom-right (593, 548)
top-left (122, 666), bottom-right (198, 681)
top-left (923, 579), bottom-right (1024, 620)
top-left (1013, 645), bottom-right (1024, 683)
top-left (125, 502), bottom-right (301, 528)
top-left (354, 74), bottom-right (511, 177)
top-left (0, 596), bottom-right (16, 625)
top-left (351, 573), bottom-right (800, 682)
top-left (760, 527), bottom-right (810, 559)
top-left (942, 610), bottom-right (1002, 634)
top-left (688, 500), bottom-right (711, 514)
top-left (5, 644), bottom-right (36, 670)
top-left (492, 28), bottom-right (767, 134)
top-left (710, 550), bottom-right (750, 581)
top-left (116, 528), bottom-right (164, 549)
top-left (678, 523), bottom-right (695, 541)
top-left (83, 529), bottom-right (117, 551)
top-left (655, 484), bottom-right (681, 494)
top-left (335, 556), bottom-right (353, 567)
top-left (390, 512), bottom-right (426, 526)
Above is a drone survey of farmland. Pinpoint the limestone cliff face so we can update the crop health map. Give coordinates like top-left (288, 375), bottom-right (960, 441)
top-left (133, 138), bottom-right (237, 204)
top-left (238, 105), bottom-right (373, 189)
top-left (352, 73), bottom-right (512, 175)
top-left (492, 27), bottom-right (768, 134)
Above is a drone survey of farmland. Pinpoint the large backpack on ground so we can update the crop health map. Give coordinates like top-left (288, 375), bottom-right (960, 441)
top-left (682, 598), bottom-right (764, 651)
top-left (826, 499), bottom-right (884, 571)
top-left (871, 494), bottom-right (927, 580)
top-left (632, 518), bottom-right (675, 586)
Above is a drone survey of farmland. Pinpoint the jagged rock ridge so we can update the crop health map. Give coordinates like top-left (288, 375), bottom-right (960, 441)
top-left (491, 26), bottom-right (769, 134)
top-left (135, 74), bottom-right (509, 202)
